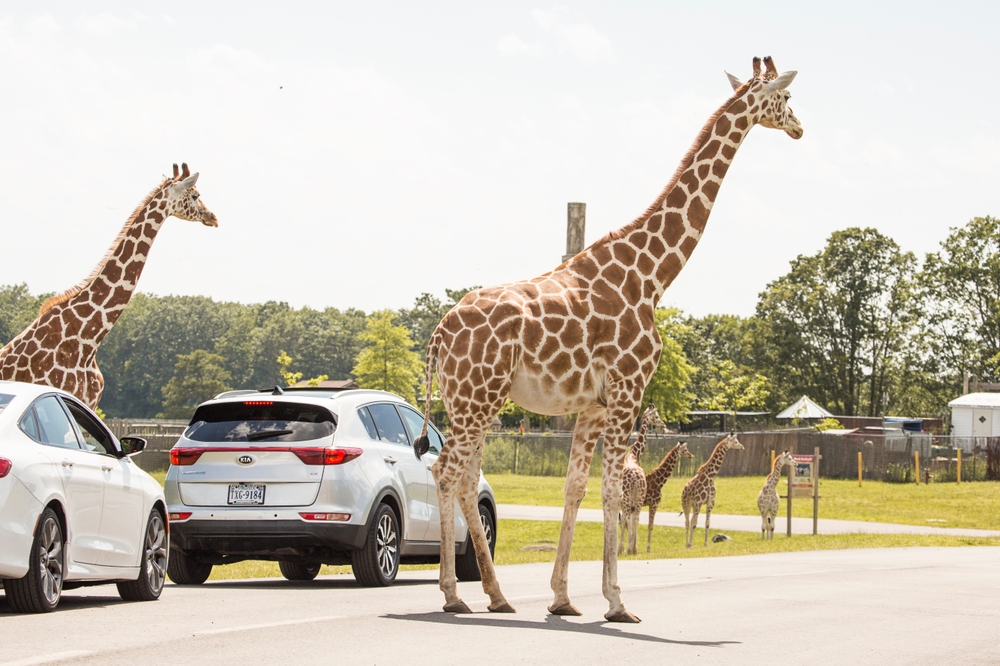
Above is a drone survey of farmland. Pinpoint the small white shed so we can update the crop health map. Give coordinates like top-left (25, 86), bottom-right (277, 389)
top-left (947, 392), bottom-right (1000, 436)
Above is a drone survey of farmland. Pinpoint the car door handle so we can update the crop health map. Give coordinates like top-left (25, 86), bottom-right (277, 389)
top-left (61, 460), bottom-right (73, 468)
top-left (383, 456), bottom-right (398, 465)
top-left (102, 465), bottom-right (113, 472)
top-left (426, 465), bottom-right (434, 471)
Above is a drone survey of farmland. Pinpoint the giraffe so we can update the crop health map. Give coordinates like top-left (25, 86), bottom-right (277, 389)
top-left (641, 440), bottom-right (693, 552)
top-left (758, 450), bottom-right (794, 540)
top-left (0, 164), bottom-right (218, 409)
top-left (681, 434), bottom-right (744, 548)
top-left (412, 56), bottom-right (803, 623)
top-left (619, 404), bottom-right (665, 556)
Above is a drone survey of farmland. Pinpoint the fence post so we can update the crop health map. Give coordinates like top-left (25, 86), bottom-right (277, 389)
top-left (771, 449), bottom-right (775, 470)
top-left (957, 448), bottom-right (962, 484)
top-left (915, 450), bottom-right (920, 485)
top-left (858, 451), bottom-right (863, 487)
top-left (813, 446), bottom-right (820, 536)
top-left (786, 462), bottom-right (793, 537)
top-left (513, 437), bottom-right (519, 475)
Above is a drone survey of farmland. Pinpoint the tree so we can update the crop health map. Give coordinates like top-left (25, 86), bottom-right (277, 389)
top-left (756, 228), bottom-right (917, 416)
top-left (0, 283), bottom-right (52, 345)
top-left (397, 286), bottom-right (481, 358)
top-left (352, 310), bottom-right (423, 404)
top-left (159, 350), bottom-right (231, 419)
top-left (641, 308), bottom-right (694, 422)
top-left (702, 359), bottom-right (770, 412)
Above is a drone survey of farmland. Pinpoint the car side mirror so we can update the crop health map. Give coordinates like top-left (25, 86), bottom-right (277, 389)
top-left (120, 436), bottom-right (147, 457)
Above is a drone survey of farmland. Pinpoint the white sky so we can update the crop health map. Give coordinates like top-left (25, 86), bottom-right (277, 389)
top-left (0, 2), bottom-right (997, 318)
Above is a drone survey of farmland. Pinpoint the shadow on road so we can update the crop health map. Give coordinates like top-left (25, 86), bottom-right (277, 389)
top-left (382, 611), bottom-right (740, 648)
top-left (0, 592), bottom-right (126, 615)
top-left (192, 576), bottom-right (437, 590)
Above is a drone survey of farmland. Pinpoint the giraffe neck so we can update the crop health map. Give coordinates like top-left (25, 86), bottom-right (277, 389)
top-left (763, 459), bottom-right (786, 493)
top-left (646, 444), bottom-right (682, 488)
top-left (567, 81), bottom-right (759, 304)
top-left (630, 425), bottom-right (649, 463)
top-left (698, 441), bottom-right (730, 480)
top-left (47, 184), bottom-right (170, 350)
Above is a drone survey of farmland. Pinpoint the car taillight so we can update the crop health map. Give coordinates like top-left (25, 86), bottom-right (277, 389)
top-left (291, 447), bottom-right (363, 465)
top-left (299, 512), bottom-right (351, 522)
top-left (170, 448), bottom-right (205, 466)
top-left (0, 458), bottom-right (11, 478)
top-left (168, 512), bottom-right (192, 521)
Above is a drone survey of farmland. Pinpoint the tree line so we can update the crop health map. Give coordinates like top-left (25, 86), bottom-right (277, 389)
top-left (1, 218), bottom-right (998, 423)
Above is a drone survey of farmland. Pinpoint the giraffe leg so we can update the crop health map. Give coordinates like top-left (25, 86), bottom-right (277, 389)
top-left (598, 381), bottom-right (644, 623)
top-left (431, 461), bottom-right (470, 613)
top-left (617, 508), bottom-right (626, 556)
top-left (704, 507), bottom-right (712, 547)
top-left (646, 504), bottom-right (656, 553)
top-left (549, 405), bottom-right (605, 617)
top-left (455, 460), bottom-right (513, 613)
top-left (761, 514), bottom-right (767, 540)
top-left (686, 507), bottom-right (699, 549)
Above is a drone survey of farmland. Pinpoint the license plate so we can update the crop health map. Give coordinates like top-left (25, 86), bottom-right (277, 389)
top-left (228, 484), bottom-right (265, 505)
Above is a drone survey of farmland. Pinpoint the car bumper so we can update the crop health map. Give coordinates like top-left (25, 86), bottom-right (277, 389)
top-left (170, 519), bottom-right (367, 557)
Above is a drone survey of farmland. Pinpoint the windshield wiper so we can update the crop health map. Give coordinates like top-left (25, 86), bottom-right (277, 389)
top-left (246, 429), bottom-right (294, 442)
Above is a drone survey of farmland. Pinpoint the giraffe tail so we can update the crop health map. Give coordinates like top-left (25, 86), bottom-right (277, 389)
top-left (413, 330), bottom-right (442, 460)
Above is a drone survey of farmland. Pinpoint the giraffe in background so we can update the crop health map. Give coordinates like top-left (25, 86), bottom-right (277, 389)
top-left (0, 164), bottom-right (218, 408)
top-left (619, 404), bottom-right (665, 556)
top-left (681, 434), bottom-right (744, 547)
top-left (413, 56), bottom-right (803, 622)
top-left (641, 440), bottom-right (693, 552)
top-left (758, 450), bottom-right (794, 539)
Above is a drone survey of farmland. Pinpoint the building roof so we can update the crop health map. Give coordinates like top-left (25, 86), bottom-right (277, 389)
top-left (948, 392), bottom-right (1000, 409)
top-left (776, 395), bottom-right (833, 420)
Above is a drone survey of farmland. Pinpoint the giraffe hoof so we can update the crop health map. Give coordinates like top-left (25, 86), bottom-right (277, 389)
top-left (548, 603), bottom-right (583, 616)
top-left (443, 600), bottom-right (473, 614)
top-left (605, 609), bottom-right (641, 624)
top-left (488, 601), bottom-right (516, 613)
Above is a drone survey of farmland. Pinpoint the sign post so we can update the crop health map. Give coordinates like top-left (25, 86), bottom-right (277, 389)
top-left (788, 451), bottom-right (821, 535)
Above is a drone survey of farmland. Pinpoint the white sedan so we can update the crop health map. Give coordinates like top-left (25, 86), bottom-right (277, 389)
top-left (0, 381), bottom-right (168, 613)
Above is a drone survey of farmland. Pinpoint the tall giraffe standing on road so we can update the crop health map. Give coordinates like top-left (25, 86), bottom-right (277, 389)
top-left (619, 404), bottom-right (665, 556)
top-left (758, 450), bottom-right (794, 540)
top-left (0, 164), bottom-right (218, 409)
top-left (641, 440), bottom-right (693, 552)
top-left (681, 434), bottom-right (744, 547)
top-left (413, 56), bottom-right (803, 622)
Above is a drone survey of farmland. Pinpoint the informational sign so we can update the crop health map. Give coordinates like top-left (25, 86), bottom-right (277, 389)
top-left (790, 454), bottom-right (815, 498)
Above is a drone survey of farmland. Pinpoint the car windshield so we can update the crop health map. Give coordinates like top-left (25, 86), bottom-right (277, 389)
top-left (184, 401), bottom-right (336, 443)
top-left (0, 393), bottom-right (13, 415)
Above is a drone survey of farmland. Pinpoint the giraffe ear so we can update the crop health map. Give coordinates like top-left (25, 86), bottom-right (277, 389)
top-left (764, 70), bottom-right (797, 91)
top-left (725, 71), bottom-right (742, 91)
top-left (175, 172), bottom-right (200, 189)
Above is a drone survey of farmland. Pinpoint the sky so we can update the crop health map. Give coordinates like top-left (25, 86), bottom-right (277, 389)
top-left (0, 1), bottom-right (997, 318)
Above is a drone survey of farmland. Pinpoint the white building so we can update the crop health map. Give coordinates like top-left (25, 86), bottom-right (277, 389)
top-left (947, 392), bottom-right (1000, 437)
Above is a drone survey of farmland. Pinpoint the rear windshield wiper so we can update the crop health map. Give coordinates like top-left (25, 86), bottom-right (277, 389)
top-left (246, 429), bottom-right (295, 442)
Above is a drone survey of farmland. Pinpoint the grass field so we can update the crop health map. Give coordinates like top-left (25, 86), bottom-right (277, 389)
top-left (487, 474), bottom-right (1000, 531)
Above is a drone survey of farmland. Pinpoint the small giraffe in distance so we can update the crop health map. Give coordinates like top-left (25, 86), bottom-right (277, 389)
top-left (641, 440), bottom-right (693, 552)
top-left (413, 56), bottom-right (803, 623)
top-left (619, 404), bottom-right (666, 556)
top-left (0, 164), bottom-right (218, 409)
top-left (681, 434), bottom-right (744, 547)
top-left (758, 450), bottom-right (794, 540)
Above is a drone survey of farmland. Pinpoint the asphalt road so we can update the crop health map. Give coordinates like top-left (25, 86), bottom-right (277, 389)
top-left (2, 547), bottom-right (998, 665)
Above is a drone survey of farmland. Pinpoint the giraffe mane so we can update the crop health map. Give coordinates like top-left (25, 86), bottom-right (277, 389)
top-left (694, 439), bottom-right (728, 476)
top-left (37, 177), bottom-right (173, 316)
top-left (590, 80), bottom-right (754, 248)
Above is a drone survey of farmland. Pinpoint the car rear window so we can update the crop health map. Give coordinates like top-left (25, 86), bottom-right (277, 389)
top-left (0, 393), bottom-right (13, 414)
top-left (184, 401), bottom-right (336, 443)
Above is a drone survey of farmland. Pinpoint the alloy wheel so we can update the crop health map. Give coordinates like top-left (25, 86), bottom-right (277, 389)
top-left (376, 512), bottom-right (398, 578)
top-left (38, 514), bottom-right (64, 607)
top-left (144, 514), bottom-right (168, 595)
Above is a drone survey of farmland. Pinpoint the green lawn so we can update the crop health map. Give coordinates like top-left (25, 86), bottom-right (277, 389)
top-left (487, 474), bottom-right (1000, 531)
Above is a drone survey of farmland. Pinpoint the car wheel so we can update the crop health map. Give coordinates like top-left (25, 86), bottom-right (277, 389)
top-left (279, 560), bottom-right (321, 581)
top-left (166, 548), bottom-right (213, 585)
top-left (117, 511), bottom-right (168, 602)
top-left (455, 503), bottom-right (496, 582)
top-left (351, 503), bottom-right (399, 587)
top-left (5, 507), bottom-right (64, 613)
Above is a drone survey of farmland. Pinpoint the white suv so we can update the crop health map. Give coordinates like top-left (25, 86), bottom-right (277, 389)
top-left (163, 387), bottom-right (496, 587)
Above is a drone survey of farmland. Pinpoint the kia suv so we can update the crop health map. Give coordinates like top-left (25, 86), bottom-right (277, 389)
top-left (163, 387), bottom-right (496, 587)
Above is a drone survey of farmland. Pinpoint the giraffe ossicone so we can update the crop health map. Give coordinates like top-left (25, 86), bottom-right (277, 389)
top-left (413, 56), bottom-right (803, 622)
top-left (0, 163), bottom-right (218, 408)
top-left (758, 450), bottom-right (794, 540)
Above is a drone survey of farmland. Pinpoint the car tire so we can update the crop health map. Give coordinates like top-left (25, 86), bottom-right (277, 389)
top-left (279, 560), bottom-right (321, 581)
top-left (351, 503), bottom-right (399, 587)
top-left (5, 507), bottom-right (65, 613)
top-left (117, 511), bottom-right (168, 602)
top-left (455, 503), bottom-right (496, 583)
top-left (166, 548), bottom-right (213, 585)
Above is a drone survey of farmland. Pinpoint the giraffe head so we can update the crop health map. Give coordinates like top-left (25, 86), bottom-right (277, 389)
top-left (675, 441), bottom-right (693, 459)
top-left (776, 450), bottom-right (794, 469)
top-left (726, 56), bottom-right (803, 140)
top-left (725, 434), bottom-right (744, 451)
top-left (641, 404), bottom-right (666, 431)
top-left (164, 162), bottom-right (219, 227)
